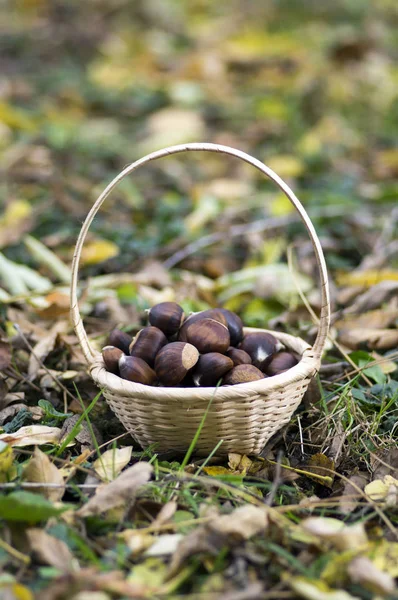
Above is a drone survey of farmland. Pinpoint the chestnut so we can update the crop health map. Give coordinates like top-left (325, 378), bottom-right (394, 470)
top-left (155, 342), bottom-right (199, 386)
top-left (226, 347), bottom-right (252, 366)
top-left (129, 326), bottom-right (167, 367)
top-left (108, 329), bottom-right (132, 355)
top-left (179, 318), bottom-right (230, 354)
top-left (179, 308), bottom-right (227, 339)
top-left (118, 355), bottom-right (157, 385)
top-left (219, 309), bottom-right (244, 346)
top-left (265, 351), bottom-right (298, 376)
top-left (102, 346), bottom-right (124, 374)
top-left (222, 364), bottom-right (265, 385)
top-left (239, 332), bottom-right (278, 371)
top-left (148, 302), bottom-right (185, 336)
top-left (192, 352), bottom-right (234, 387)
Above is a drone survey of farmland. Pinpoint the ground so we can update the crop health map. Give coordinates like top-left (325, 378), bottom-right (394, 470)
top-left (0, 1), bottom-right (397, 599)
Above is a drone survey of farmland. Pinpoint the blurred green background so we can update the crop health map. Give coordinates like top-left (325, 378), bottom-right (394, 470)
top-left (1, 0), bottom-right (397, 303)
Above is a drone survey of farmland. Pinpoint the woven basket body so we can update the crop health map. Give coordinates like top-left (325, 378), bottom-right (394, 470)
top-left (71, 144), bottom-right (330, 456)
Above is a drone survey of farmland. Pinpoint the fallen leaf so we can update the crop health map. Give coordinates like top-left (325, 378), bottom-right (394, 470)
top-left (338, 328), bottom-right (398, 351)
top-left (0, 341), bottom-right (11, 370)
top-left (93, 446), bottom-right (133, 482)
top-left (23, 447), bottom-right (65, 502)
top-left (140, 108), bottom-right (205, 154)
top-left (203, 466), bottom-right (234, 476)
top-left (0, 441), bottom-right (14, 482)
top-left (28, 321), bottom-right (68, 379)
top-left (370, 540), bottom-right (398, 578)
top-left (145, 534), bottom-right (184, 557)
top-left (81, 239), bottom-right (119, 266)
top-left (0, 490), bottom-right (69, 522)
top-left (228, 453), bottom-right (254, 474)
top-left (364, 475), bottom-right (398, 505)
top-left (347, 556), bottom-right (396, 596)
top-left (334, 308), bottom-right (398, 331)
top-left (27, 528), bottom-right (76, 572)
top-left (34, 291), bottom-right (70, 319)
top-left (339, 472), bottom-right (369, 514)
top-left (290, 577), bottom-right (361, 600)
top-left (150, 500), bottom-right (178, 530)
top-left (208, 505), bottom-right (268, 540)
top-left (301, 517), bottom-right (368, 551)
top-left (344, 281), bottom-right (398, 314)
top-left (0, 425), bottom-right (63, 447)
top-left (336, 269), bottom-right (398, 287)
top-left (304, 453), bottom-right (335, 488)
top-left (76, 462), bottom-right (153, 517)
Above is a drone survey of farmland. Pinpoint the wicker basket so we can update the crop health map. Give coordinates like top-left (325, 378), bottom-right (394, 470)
top-left (70, 143), bottom-right (330, 456)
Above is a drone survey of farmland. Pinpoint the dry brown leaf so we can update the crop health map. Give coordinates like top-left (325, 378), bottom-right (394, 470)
top-left (28, 321), bottom-right (68, 378)
top-left (76, 462), bottom-right (153, 517)
top-left (0, 425), bottom-right (63, 447)
top-left (347, 556), bottom-right (396, 597)
top-left (0, 341), bottom-right (11, 370)
top-left (150, 500), bottom-right (178, 530)
top-left (339, 472), bottom-right (369, 514)
top-left (344, 281), bottom-right (398, 314)
top-left (23, 447), bottom-right (65, 502)
top-left (338, 328), bottom-right (398, 351)
top-left (27, 528), bottom-right (76, 572)
top-left (335, 308), bottom-right (398, 331)
top-left (93, 446), bottom-right (133, 482)
top-left (35, 291), bottom-right (70, 319)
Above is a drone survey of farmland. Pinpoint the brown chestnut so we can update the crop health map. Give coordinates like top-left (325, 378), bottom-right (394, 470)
top-left (179, 318), bottom-right (230, 354)
top-left (226, 347), bottom-right (252, 366)
top-left (192, 352), bottom-right (234, 387)
top-left (118, 355), bottom-right (157, 385)
top-left (108, 329), bottom-right (132, 355)
top-left (222, 364), bottom-right (265, 385)
top-left (148, 302), bottom-right (185, 336)
top-left (179, 308), bottom-right (227, 340)
top-left (129, 326), bottom-right (167, 367)
top-left (265, 351), bottom-right (298, 376)
top-left (239, 332), bottom-right (278, 371)
top-left (219, 309), bottom-right (244, 346)
top-left (102, 346), bottom-right (124, 374)
top-left (155, 342), bottom-right (199, 386)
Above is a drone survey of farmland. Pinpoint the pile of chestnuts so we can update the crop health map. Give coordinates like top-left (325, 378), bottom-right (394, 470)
top-left (101, 302), bottom-right (299, 387)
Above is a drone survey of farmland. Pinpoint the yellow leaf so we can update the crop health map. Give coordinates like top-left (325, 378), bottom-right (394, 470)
top-left (203, 466), bottom-right (234, 476)
top-left (0, 101), bottom-right (38, 132)
top-left (370, 540), bottom-right (398, 578)
top-left (267, 155), bottom-right (304, 179)
top-left (336, 269), bottom-right (398, 287)
top-left (269, 192), bottom-right (295, 216)
top-left (228, 453), bottom-right (253, 475)
top-left (0, 442), bottom-right (14, 482)
top-left (3, 583), bottom-right (34, 600)
top-left (364, 475), bottom-right (398, 504)
top-left (93, 446), bottom-right (133, 482)
top-left (81, 239), bottom-right (119, 266)
top-left (0, 200), bottom-right (32, 227)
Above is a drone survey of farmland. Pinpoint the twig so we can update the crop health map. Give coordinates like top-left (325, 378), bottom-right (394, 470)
top-left (0, 538), bottom-right (31, 564)
top-left (266, 450), bottom-right (283, 507)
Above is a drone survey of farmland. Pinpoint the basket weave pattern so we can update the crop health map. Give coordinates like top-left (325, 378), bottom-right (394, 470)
top-left (71, 143), bottom-right (330, 456)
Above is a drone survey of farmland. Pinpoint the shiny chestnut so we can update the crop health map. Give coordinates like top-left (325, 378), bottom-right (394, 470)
top-left (193, 352), bottom-right (234, 387)
top-left (155, 342), bottom-right (199, 386)
top-left (148, 302), bottom-right (185, 336)
top-left (129, 326), bottom-right (167, 367)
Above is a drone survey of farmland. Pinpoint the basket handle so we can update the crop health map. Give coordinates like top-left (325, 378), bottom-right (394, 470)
top-left (71, 143), bottom-right (330, 364)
